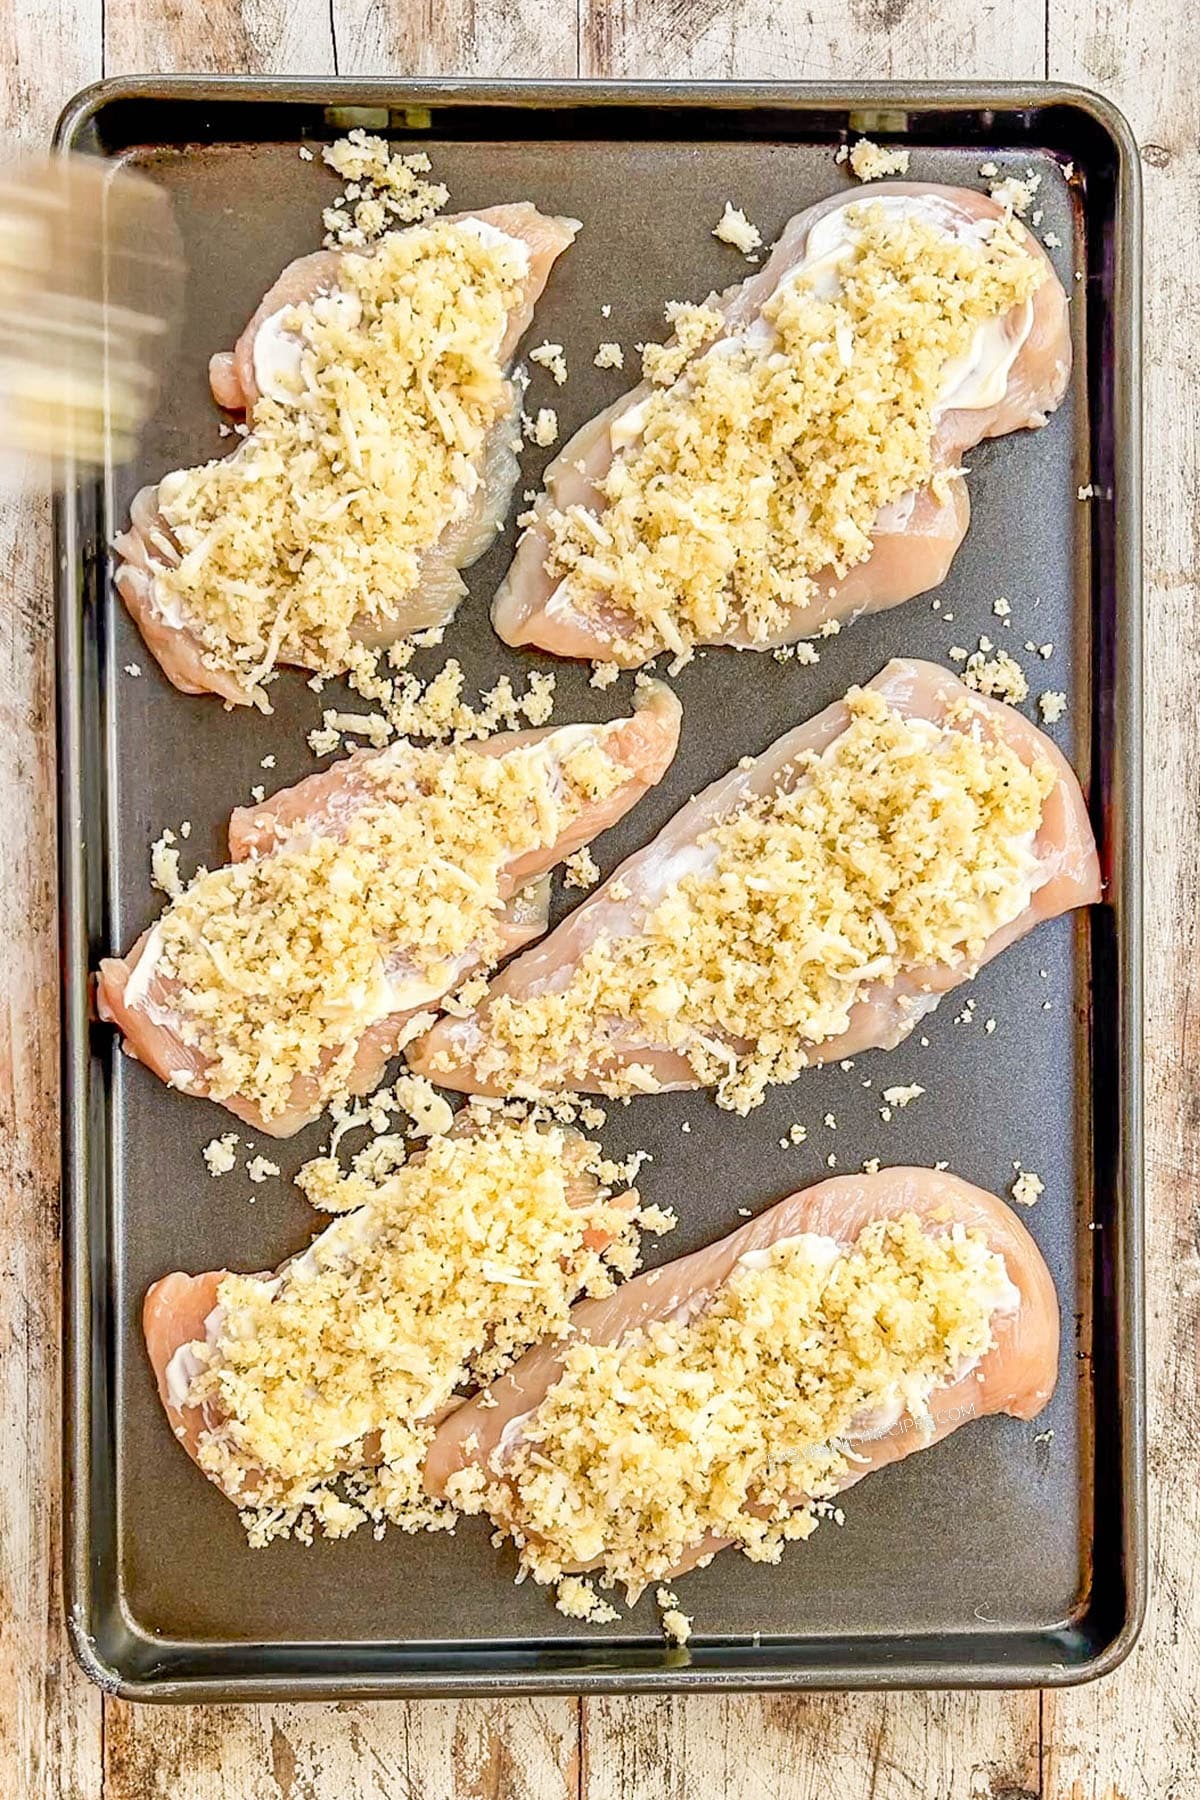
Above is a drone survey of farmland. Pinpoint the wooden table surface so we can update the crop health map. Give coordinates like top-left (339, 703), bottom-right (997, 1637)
top-left (2, 0), bottom-right (1191, 1792)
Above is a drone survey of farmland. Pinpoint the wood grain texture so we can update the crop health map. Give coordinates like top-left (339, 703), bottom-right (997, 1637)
top-left (103, 0), bottom-right (335, 78)
top-left (579, 0), bottom-right (1044, 80)
top-left (0, 0), bottom-right (104, 1792)
top-left (1042, 3), bottom-right (1199, 1794)
top-left (334, 0), bottom-right (577, 77)
top-left (583, 1693), bottom-right (1041, 1800)
top-left (106, 1699), bottom-right (580, 1799)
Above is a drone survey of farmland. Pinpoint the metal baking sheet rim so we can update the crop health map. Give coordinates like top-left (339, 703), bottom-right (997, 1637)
top-left (53, 76), bottom-right (1145, 1701)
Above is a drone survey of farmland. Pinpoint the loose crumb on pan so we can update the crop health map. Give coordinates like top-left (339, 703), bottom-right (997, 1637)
top-left (713, 202), bottom-right (763, 258)
top-left (320, 130), bottom-right (448, 249)
top-left (961, 648), bottom-right (1029, 705)
top-left (1011, 1166), bottom-right (1045, 1207)
top-left (179, 1114), bottom-right (663, 1546)
top-left (529, 340), bottom-right (568, 385)
top-left (988, 170), bottom-right (1041, 219)
top-left (848, 139), bottom-right (911, 182)
top-left (247, 1155), bottom-right (281, 1184)
top-left (594, 341), bottom-right (625, 370)
top-left (523, 406), bottom-right (559, 447)
top-left (203, 1133), bottom-right (239, 1177)
top-left (563, 846), bottom-right (601, 890)
top-left (556, 1576), bottom-right (620, 1624)
top-left (308, 649), bottom-right (559, 753)
top-left (150, 827), bottom-right (184, 899)
top-left (445, 1211), bottom-right (1014, 1599)
top-left (1038, 690), bottom-right (1068, 724)
top-left (656, 1587), bottom-right (693, 1645)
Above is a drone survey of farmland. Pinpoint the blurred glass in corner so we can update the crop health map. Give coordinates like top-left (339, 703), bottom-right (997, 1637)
top-left (0, 153), bottom-right (182, 485)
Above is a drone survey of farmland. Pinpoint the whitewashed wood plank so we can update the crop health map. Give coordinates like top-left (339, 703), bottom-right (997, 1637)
top-left (1043, 1), bottom-right (1200, 1791)
top-left (334, 0), bottom-right (577, 78)
top-left (104, 0), bottom-right (335, 77)
top-left (0, 0), bottom-right (105, 1796)
top-left (105, 1697), bottom-right (580, 1799)
top-left (583, 1692), bottom-right (1042, 1800)
top-left (581, 0), bottom-right (1043, 82)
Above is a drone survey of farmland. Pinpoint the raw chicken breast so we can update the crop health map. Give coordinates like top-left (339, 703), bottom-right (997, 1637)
top-left (116, 204), bottom-right (579, 704)
top-left (424, 1165), bottom-right (1059, 1586)
top-left (144, 1119), bottom-right (640, 1507)
top-left (494, 184), bottom-right (1070, 665)
top-left (408, 659), bottom-right (1099, 1099)
top-left (97, 683), bottom-right (682, 1136)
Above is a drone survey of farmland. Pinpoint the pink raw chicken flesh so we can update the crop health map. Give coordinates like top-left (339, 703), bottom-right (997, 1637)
top-left (143, 1128), bottom-right (636, 1503)
top-left (95, 682), bottom-right (682, 1137)
top-left (424, 1165), bottom-right (1060, 1584)
top-left (115, 203), bottom-right (579, 704)
top-left (407, 658), bottom-right (1100, 1097)
top-left (493, 184), bottom-right (1071, 664)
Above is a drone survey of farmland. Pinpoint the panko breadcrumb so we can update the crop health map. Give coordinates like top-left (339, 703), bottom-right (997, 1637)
top-left (961, 648), bottom-right (1029, 705)
top-left (448, 1212), bottom-right (1013, 1598)
top-left (713, 202), bottom-right (763, 257)
top-left (848, 139), bottom-right (911, 182)
top-left (180, 1116), bottom-right (657, 1545)
top-left (320, 130), bottom-right (448, 249)
top-left (150, 221), bottom-right (532, 699)
top-left (459, 687), bottom-right (1055, 1114)
top-left (539, 205), bottom-right (1044, 666)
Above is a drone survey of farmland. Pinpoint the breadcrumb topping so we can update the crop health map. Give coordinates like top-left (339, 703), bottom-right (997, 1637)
top-left (539, 205), bottom-right (1044, 664)
top-left (449, 1212), bottom-right (1011, 1598)
top-left (179, 1117), bottom-right (657, 1543)
top-left (848, 139), bottom-right (911, 182)
top-left (961, 648), bottom-right (1029, 704)
top-left (712, 202), bottom-right (763, 257)
top-left (143, 726), bottom-right (629, 1120)
top-left (320, 131), bottom-right (448, 248)
top-left (460, 687), bottom-right (1054, 1112)
top-left (152, 221), bottom-right (531, 695)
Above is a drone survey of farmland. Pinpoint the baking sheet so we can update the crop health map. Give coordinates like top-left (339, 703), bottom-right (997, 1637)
top-left (55, 78), bottom-right (1143, 1698)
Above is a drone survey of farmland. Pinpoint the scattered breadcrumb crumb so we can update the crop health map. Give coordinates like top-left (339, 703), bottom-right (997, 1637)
top-left (594, 342), bottom-right (625, 370)
top-left (203, 1133), bottom-right (239, 1176)
top-left (849, 139), bottom-right (911, 182)
top-left (247, 1155), bottom-right (281, 1184)
top-left (529, 341), bottom-right (568, 385)
top-left (989, 171), bottom-right (1041, 218)
top-left (1043, 231), bottom-right (1062, 249)
top-left (150, 828), bottom-right (183, 899)
top-left (260, 754), bottom-right (276, 770)
top-left (656, 1587), bottom-right (692, 1646)
top-left (961, 648), bottom-right (1029, 705)
top-left (556, 1576), bottom-right (619, 1624)
top-left (1038, 691), bottom-right (1068, 724)
top-left (992, 597), bottom-right (1011, 619)
top-left (590, 661), bottom-right (621, 690)
top-left (978, 161), bottom-right (999, 179)
top-left (713, 202), bottom-right (763, 258)
top-left (124, 661), bottom-right (142, 677)
top-left (862, 1157), bottom-right (881, 1175)
top-left (882, 1084), bottom-right (924, 1110)
top-left (320, 130), bottom-right (448, 249)
top-left (299, 146), bottom-right (315, 162)
top-left (524, 407), bottom-right (559, 447)
top-left (1077, 483), bottom-right (1097, 500)
top-left (1011, 1167), bottom-right (1045, 1207)
top-left (564, 846), bottom-right (601, 890)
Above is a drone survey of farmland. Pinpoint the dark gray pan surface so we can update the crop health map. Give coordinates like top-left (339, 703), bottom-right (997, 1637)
top-left (56, 80), bottom-right (1142, 1698)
